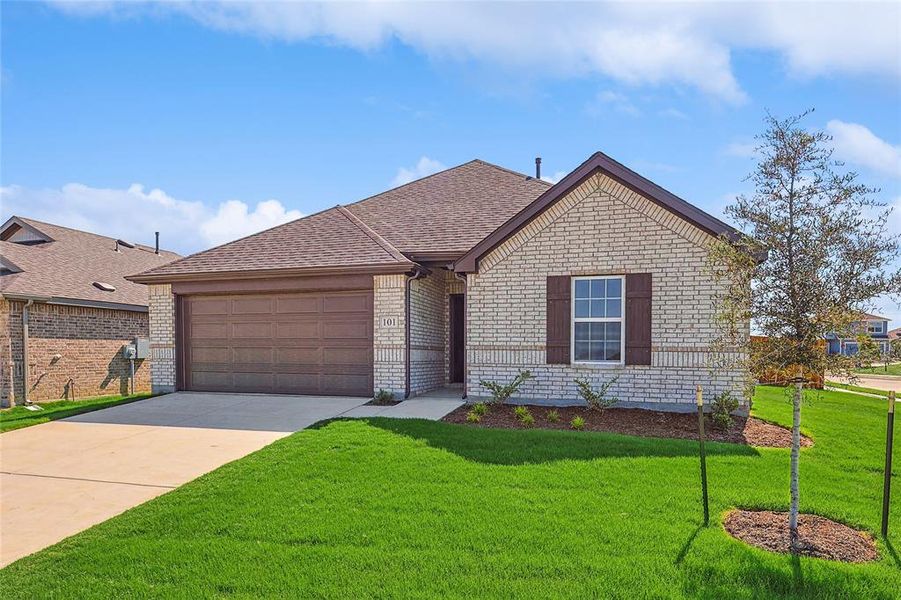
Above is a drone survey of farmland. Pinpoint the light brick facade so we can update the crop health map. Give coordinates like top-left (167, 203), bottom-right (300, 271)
top-left (0, 299), bottom-right (151, 405)
top-left (148, 284), bottom-right (176, 394)
top-left (464, 173), bottom-right (748, 408)
top-left (373, 274), bottom-right (406, 398)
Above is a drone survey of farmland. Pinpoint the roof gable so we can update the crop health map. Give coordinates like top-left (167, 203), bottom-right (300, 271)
top-left (454, 151), bottom-right (743, 273)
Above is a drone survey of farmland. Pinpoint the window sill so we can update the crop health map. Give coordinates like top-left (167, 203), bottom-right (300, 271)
top-left (571, 361), bottom-right (625, 369)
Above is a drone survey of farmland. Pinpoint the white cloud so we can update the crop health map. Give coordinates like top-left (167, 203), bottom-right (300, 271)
top-left (392, 156), bottom-right (446, 187)
top-left (724, 141), bottom-right (757, 158)
top-left (0, 182), bottom-right (302, 255)
top-left (51, 2), bottom-right (901, 103)
top-left (658, 108), bottom-right (688, 121)
top-left (826, 120), bottom-right (901, 179)
top-left (585, 90), bottom-right (640, 117)
top-left (541, 171), bottom-right (568, 185)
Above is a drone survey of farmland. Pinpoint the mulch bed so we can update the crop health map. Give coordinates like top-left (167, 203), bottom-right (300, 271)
top-left (724, 509), bottom-right (878, 563)
top-left (442, 404), bottom-right (812, 448)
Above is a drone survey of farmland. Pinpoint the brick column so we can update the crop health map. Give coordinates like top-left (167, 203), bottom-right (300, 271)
top-left (373, 274), bottom-right (406, 399)
top-left (148, 284), bottom-right (176, 394)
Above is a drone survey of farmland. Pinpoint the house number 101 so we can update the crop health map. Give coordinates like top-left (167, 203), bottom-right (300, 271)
top-left (382, 317), bottom-right (399, 327)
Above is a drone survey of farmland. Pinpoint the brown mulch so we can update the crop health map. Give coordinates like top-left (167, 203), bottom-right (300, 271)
top-left (723, 509), bottom-right (878, 563)
top-left (366, 399), bottom-right (403, 407)
top-left (442, 404), bottom-right (813, 448)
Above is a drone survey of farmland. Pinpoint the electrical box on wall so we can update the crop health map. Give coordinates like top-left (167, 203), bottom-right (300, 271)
top-left (134, 337), bottom-right (150, 359)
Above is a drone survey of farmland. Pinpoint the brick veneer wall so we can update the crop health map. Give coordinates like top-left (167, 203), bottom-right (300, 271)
top-left (374, 274), bottom-right (406, 398)
top-left (466, 173), bottom-right (749, 408)
top-left (409, 272), bottom-right (446, 395)
top-left (148, 284), bottom-right (176, 394)
top-left (0, 299), bottom-right (151, 405)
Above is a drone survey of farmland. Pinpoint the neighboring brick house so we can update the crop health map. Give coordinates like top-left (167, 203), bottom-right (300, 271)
top-left (129, 152), bottom-right (753, 409)
top-left (0, 217), bottom-right (179, 405)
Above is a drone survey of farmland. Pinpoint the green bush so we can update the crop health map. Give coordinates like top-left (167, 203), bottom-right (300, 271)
top-left (574, 377), bottom-right (619, 412)
top-left (373, 389), bottom-right (395, 405)
top-left (546, 409), bottom-right (560, 423)
top-left (472, 402), bottom-right (489, 416)
top-left (710, 391), bottom-right (739, 431)
top-left (570, 416), bottom-right (586, 430)
top-left (520, 413), bottom-right (535, 428)
top-left (479, 370), bottom-right (534, 405)
top-left (466, 411), bottom-right (481, 424)
top-left (513, 405), bottom-right (529, 419)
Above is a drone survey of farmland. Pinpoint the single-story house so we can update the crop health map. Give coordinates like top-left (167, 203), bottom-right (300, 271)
top-left (0, 216), bottom-right (180, 405)
top-left (825, 313), bottom-right (892, 357)
top-left (128, 152), bottom-right (750, 409)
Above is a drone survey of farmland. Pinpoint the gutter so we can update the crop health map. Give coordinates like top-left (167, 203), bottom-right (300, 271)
top-left (404, 269), bottom-right (428, 399)
top-left (21, 299), bottom-right (34, 405)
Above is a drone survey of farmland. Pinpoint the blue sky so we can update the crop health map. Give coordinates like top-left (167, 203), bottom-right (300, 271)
top-left (1, 2), bottom-right (899, 321)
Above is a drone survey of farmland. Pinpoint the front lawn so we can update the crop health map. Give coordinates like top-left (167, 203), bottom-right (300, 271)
top-left (1, 386), bottom-right (899, 598)
top-left (0, 393), bottom-right (154, 433)
top-left (856, 363), bottom-right (901, 377)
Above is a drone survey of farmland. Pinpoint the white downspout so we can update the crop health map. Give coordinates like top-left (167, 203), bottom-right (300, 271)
top-left (22, 299), bottom-right (33, 405)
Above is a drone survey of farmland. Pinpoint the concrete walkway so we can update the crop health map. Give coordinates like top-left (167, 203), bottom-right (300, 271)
top-left (0, 391), bottom-right (462, 567)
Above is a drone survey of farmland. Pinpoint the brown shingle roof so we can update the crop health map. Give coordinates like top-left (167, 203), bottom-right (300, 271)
top-left (346, 160), bottom-right (550, 256)
top-left (0, 217), bottom-right (180, 308)
top-left (131, 206), bottom-right (413, 280)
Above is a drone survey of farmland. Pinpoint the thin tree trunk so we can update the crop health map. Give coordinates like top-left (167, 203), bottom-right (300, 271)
top-left (789, 378), bottom-right (802, 552)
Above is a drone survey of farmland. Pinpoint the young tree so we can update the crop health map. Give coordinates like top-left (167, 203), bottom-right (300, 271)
top-left (709, 110), bottom-right (900, 551)
top-left (856, 334), bottom-right (882, 370)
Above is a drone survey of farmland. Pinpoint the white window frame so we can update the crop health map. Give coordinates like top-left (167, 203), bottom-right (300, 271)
top-left (868, 321), bottom-right (884, 334)
top-left (571, 275), bottom-right (625, 366)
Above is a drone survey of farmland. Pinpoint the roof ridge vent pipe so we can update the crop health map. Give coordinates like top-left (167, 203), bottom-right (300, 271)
top-left (115, 240), bottom-right (120, 253)
top-left (155, 232), bottom-right (160, 255)
top-left (535, 157), bottom-right (541, 180)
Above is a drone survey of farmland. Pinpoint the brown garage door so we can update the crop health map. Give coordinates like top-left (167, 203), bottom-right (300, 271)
top-left (182, 290), bottom-right (373, 396)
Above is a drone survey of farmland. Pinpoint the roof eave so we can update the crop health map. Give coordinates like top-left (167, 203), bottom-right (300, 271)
top-left (126, 262), bottom-right (419, 284)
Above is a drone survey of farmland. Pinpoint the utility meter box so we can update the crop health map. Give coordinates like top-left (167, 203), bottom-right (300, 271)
top-left (134, 337), bottom-right (150, 359)
top-left (123, 344), bottom-right (137, 360)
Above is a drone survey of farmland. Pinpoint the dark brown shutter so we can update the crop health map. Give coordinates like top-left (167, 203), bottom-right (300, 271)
top-left (546, 275), bottom-right (571, 364)
top-left (625, 273), bottom-right (652, 365)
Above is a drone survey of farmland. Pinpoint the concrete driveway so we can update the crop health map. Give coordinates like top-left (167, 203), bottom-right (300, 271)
top-left (0, 392), bottom-right (370, 567)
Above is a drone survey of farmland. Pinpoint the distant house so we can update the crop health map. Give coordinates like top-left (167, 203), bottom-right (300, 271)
top-left (0, 216), bottom-right (179, 405)
top-left (890, 327), bottom-right (901, 341)
top-left (825, 313), bottom-right (892, 357)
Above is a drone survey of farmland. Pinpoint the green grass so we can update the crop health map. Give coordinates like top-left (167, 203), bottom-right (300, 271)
top-left (855, 363), bottom-right (901, 377)
top-left (2, 386), bottom-right (900, 598)
top-left (826, 381), bottom-right (891, 397)
top-left (0, 393), bottom-right (154, 433)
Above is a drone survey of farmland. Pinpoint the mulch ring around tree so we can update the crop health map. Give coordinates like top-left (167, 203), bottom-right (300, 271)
top-left (723, 509), bottom-right (878, 563)
top-left (441, 404), bottom-right (813, 448)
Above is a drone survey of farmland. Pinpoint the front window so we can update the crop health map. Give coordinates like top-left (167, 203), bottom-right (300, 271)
top-left (868, 322), bottom-right (884, 334)
top-left (572, 276), bottom-right (624, 363)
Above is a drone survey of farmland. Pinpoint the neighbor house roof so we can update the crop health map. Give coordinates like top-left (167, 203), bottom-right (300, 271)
top-left (0, 216), bottom-right (180, 310)
top-left (129, 206), bottom-right (415, 282)
top-left (889, 327), bottom-right (900, 339)
top-left (129, 151), bottom-right (745, 282)
top-left (858, 312), bottom-right (889, 321)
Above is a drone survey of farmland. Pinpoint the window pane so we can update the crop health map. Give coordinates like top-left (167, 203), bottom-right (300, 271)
top-left (606, 299), bottom-right (621, 318)
top-left (590, 300), bottom-right (605, 318)
top-left (575, 279), bottom-right (590, 299)
top-left (605, 343), bottom-right (621, 361)
top-left (590, 322), bottom-right (606, 341)
top-left (590, 279), bottom-right (605, 298)
top-left (575, 300), bottom-right (590, 318)
top-left (605, 322), bottom-right (621, 341)
top-left (574, 342), bottom-right (589, 361)
top-left (606, 278), bottom-right (622, 299)
top-left (574, 322), bottom-right (590, 342)
top-left (590, 342), bottom-right (605, 361)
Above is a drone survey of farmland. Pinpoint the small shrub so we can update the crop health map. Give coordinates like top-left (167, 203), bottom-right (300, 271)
top-left (373, 388), bottom-right (394, 405)
top-left (466, 411), bottom-right (481, 424)
top-left (513, 405), bottom-right (530, 419)
top-left (574, 377), bottom-right (619, 412)
top-left (570, 416), bottom-right (586, 430)
top-left (479, 369), bottom-right (534, 405)
top-left (472, 402), bottom-right (488, 416)
top-left (520, 413), bottom-right (535, 428)
top-left (546, 409), bottom-right (560, 423)
top-left (710, 391), bottom-right (739, 431)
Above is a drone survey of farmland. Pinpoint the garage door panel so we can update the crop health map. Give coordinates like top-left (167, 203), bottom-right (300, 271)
top-left (276, 321), bottom-right (321, 339)
top-left (276, 296), bottom-right (321, 314)
top-left (185, 289), bottom-right (373, 396)
top-left (323, 320), bottom-right (371, 340)
top-left (231, 297), bottom-right (273, 314)
top-left (323, 294), bottom-right (371, 313)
